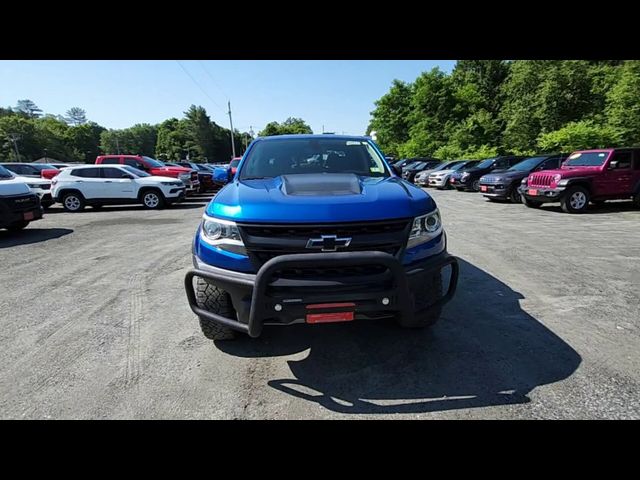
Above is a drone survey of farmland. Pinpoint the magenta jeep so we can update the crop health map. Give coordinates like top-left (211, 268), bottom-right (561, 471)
top-left (519, 148), bottom-right (640, 213)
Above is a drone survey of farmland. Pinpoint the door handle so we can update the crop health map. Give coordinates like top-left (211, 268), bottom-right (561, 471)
top-left (104, 181), bottom-right (113, 183)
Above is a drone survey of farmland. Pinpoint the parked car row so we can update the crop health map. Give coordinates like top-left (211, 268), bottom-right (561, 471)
top-left (402, 148), bottom-right (640, 213)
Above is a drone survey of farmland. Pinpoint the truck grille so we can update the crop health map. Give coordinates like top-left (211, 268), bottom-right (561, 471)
top-left (528, 174), bottom-right (554, 187)
top-left (238, 219), bottom-right (411, 268)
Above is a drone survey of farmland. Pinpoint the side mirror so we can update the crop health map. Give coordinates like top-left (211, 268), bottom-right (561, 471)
top-left (213, 167), bottom-right (229, 184)
top-left (392, 164), bottom-right (403, 177)
top-left (608, 160), bottom-right (618, 170)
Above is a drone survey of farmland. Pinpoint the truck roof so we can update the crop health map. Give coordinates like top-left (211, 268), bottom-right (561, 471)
top-left (255, 134), bottom-right (370, 142)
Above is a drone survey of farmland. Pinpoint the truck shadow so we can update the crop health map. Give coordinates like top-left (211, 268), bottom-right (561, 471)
top-left (216, 258), bottom-right (582, 414)
top-left (0, 228), bottom-right (73, 248)
top-left (44, 203), bottom-right (206, 214)
top-left (539, 200), bottom-right (639, 215)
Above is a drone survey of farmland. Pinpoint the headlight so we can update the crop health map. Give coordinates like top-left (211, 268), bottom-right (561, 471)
top-left (407, 209), bottom-right (442, 248)
top-left (521, 177), bottom-right (529, 185)
top-left (200, 215), bottom-right (246, 255)
top-left (461, 172), bottom-right (470, 180)
top-left (27, 184), bottom-right (40, 188)
top-left (553, 174), bottom-right (562, 184)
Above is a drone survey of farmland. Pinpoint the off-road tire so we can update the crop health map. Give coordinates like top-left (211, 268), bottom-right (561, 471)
top-left (522, 196), bottom-right (542, 209)
top-left (561, 186), bottom-right (590, 214)
top-left (471, 179), bottom-right (481, 192)
top-left (195, 278), bottom-right (237, 340)
top-left (399, 272), bottom-right (443, 328)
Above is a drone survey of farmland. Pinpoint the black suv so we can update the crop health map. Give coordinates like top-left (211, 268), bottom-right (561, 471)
top-left (450, 156), bottom-right (526, 192)
top-left (172, 161), bottom-right (217, 192)
top-left (402, 160), bottom-right (440, 183)
top-left (478, 154), bottom-right (568, 203)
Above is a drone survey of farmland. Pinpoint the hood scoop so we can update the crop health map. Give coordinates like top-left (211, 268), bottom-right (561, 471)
top-left (281, 173), bottom-right (362, 196)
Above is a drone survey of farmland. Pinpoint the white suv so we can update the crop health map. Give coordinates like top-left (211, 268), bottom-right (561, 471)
top-left (51, 165), bottom-right (186, 212)
top-left (2, 170), bottom-right (53, 208)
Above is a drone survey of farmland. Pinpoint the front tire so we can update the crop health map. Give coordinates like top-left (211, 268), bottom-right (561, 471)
top-left (7, 221), bottom-right (29, 231)
top-left (195, 278), bottom-right (237, 340)
top-left (522, 196), bottom-right (542, 209)
top-left (471, 179), bottom-right (481, 192)
top-left (509, 187), bottom-right (522, 204)
top-left (561, 186), bottom-right (590, 213)
top-left (633, 192), bottom-right (640, 209)
top-left (62, 192), bottom-right (85, 212)
top-left (140, 189), bottom-right (165, 209)
top-left (399, 272), bottom-right (443, 329)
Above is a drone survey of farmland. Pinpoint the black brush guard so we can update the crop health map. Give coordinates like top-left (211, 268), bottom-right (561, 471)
top-left (185, 251), bottom-right (458, 338)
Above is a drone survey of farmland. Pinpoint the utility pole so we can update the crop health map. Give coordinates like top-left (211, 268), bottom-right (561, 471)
top-left (8, 133), bottom-right (21, 161)
top-left (115, 135), bottom-right (121, 154)
top-left (227, 100), bottom-right (236, 159)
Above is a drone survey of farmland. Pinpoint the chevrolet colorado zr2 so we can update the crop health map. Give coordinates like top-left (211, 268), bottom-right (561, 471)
top-left (184, 135), bottom-right (459, 340)
top-left (519, 148), bottom-right (640, 213)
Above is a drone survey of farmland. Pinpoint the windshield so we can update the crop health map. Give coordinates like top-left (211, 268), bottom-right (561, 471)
top-left (0, 165), bottom-right (15, 179)
top-left (476, 158), bottom-right (496, 169)
top-left (508, 157), bottom-right (547, 172)
top-left (410, 162), bottom-right (426, 170)
top-left (239, 138), bottom-right (390, 179)
top-left (122, 165), bottom-right (151, 177)
top-left (142, 156), bottom-right (166, 167)
top-left (30, 164), bottom-right (58, 172)
top-left (563, 152), bottom-right (609, 167)
top-left (431, 162), bottom-right (453, 172)
top-left (452, 161), bottom-right (472, 171)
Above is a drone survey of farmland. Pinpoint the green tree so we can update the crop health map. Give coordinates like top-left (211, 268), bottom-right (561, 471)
top-left (65, 107), bottom-right (88, 126)
top-left (0, 115), bottom-right (39, 161)
top-left (100, 124), bottom-right (157, 156)
top-left (15, 99), bottom-right (43, 118)
top-left (258, 117), bottom-right (312, 136)
top-left (369, 79), bottom-right (413, 156)
top-left (66, 122), bottom-right (106, 162)
top-left (605, 60), bottom-right (640, 146)
top-left (537, 120), bottom-right (618, 152)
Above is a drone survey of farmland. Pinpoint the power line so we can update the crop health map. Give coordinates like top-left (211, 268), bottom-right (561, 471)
top-left (198, 61), bottom-right (230, 101)
top-left (175, 60), bottom-right (225, 113)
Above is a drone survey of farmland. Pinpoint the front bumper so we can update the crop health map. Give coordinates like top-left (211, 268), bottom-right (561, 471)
top-left (185, 250), bottom-right (458, 338)
top-left (428, 176), bottom-right (448, 187)
top-left (0, 205), bottom-right (43, 228)
top-left (479, 183), bottom-right (508, 199)
top-left (518, 185), bottom-right (566, 203)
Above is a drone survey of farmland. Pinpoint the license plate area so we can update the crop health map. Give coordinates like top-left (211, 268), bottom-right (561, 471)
top-left (305, 302), bottom-right (355, 324)
top-left (528, 189), bottom-right (538, 196)
top-left (480, 185), bottom-right (487, 192)
top-left (24, 211), bottom-right (35, 221)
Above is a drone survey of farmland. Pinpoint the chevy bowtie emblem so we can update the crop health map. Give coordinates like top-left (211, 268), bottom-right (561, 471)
top-left (306, 234), bottom-right (352, 252)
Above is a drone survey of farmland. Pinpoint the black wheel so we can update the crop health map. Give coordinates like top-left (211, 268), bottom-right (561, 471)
top-left (633, 192), bottom-right (640, 209)
top-left (140, 189), bottom-right (165, 209)
top-left (195, 278), bottom-right (237, 340)
top-left (92, 204), bottom-right (103, 210)
top-left (398, 272), bottom-right (443, 328)
top-left (7, 221), bottom-right (29, 231)
top-left (522, 196), bottom-right (542, 209)
top-left (471, 179), bottom-right (481, 192)
top-left (509, 187), bottom-right (522, 204)
top-left (62, 192), bottom-right (85, 212)
top-left (561, 186), bottom-right (590, 213)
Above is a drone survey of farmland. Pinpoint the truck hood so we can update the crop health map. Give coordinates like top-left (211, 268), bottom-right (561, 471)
top-left (206, 173), bottom-right (436, 223)
top-left (536, 165), bottom-right (603, 178)
top-left (156, 166), bottom-right (192, 174)
top-left (0, 177), bottom-right (32, 195)
top-left (13, 175), bottom-right (50, 186)
top-left (481, 170), bottom-right (529, 182)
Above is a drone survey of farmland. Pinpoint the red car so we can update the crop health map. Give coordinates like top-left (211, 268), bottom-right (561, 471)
top-left (520, 148), bottom-right (640, 213)
top-left (95, 155), bottom-right (199, 194)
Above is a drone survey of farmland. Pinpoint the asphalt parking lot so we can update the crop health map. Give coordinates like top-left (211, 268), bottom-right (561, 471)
top-left (1, 190), bottom-right (639, 419)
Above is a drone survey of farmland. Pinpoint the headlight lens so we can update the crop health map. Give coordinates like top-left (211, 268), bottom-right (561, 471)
top-left (461, 172), bottom-right (470, 180)
top-left (27, 184), bottom-right (39, 188)
top-left (553, 174), bottom-right (562, 184)
top-left (200, 215), bottom-right (246, 255)
top-left (408, 209), bottom-right (442, 248)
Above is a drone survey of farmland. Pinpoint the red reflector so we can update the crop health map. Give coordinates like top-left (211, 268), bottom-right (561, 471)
top-left (306, 302), bottom-right (356, 310)
top-left (306, 312), bottom-right (354, 324)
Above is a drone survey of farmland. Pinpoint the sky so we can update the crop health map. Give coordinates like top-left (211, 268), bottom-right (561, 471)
top-left (0, 60), bottom-right (456, 135)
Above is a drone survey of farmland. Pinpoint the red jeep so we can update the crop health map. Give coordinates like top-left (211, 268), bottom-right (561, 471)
top-left (95, 155), bottom-right (199, 194)
top-left (519, 148), bottom-right (640, 213)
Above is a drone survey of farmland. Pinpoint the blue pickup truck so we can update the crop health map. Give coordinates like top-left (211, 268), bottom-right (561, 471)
top-left (184, 135), bottom-right (459, 340)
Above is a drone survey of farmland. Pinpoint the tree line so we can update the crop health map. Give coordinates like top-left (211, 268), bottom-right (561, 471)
top-left (0, 102), bottom-right (260, 163)
top-left (368, 60), bottom-right (640, 160)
